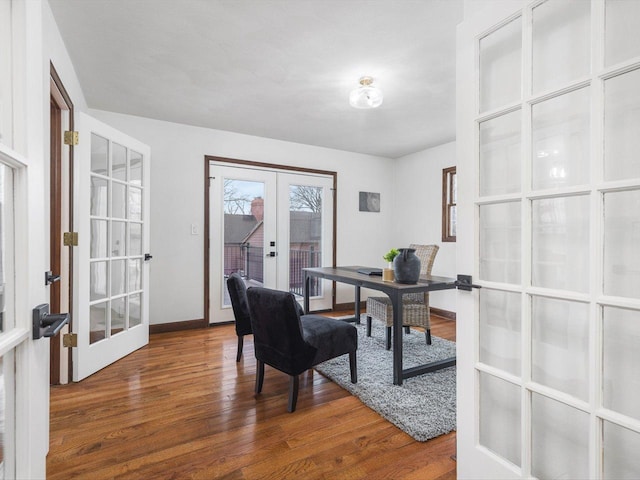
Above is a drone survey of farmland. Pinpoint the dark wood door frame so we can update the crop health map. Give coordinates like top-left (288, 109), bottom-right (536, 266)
top-left (204, 156), bottom-right (338, 325)
top-left (50, 62), bottom-right (74, 384)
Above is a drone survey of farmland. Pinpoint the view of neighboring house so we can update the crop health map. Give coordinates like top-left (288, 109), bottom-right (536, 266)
top-left (224, 196), bottom-right (322, 296)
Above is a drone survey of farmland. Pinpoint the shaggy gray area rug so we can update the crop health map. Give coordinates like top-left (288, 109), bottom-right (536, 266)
top-left (314, 320), bottom-right (456, 442)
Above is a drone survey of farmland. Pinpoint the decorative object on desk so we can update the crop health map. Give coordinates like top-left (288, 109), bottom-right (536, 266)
top-left (382, 268), bottom-right (394, 282)
top-left (315, 321), bottom-right (456, 442)
top-left (382, 248), bottom-right (399, 281)
top-left (359, 191), bottom-right (380, 212)
top-left (393, 247), bottom-right (421, 284)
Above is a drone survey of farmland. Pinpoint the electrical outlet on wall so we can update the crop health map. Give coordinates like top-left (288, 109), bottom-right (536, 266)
top-left (191, 223), bottom-right (199, 235)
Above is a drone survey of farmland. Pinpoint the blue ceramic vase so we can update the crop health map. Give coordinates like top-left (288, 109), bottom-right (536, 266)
top-left (393, 248), bottom-right (421, 284)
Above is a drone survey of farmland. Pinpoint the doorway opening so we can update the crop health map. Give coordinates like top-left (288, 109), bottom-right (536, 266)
top-left (204, 156), bottom-right (337, 324)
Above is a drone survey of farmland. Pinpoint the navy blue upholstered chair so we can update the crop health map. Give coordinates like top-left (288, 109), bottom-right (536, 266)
top-left (246, 287), bottom-right (358, 412)
top-left (226, 273), bottom-right (253, 362)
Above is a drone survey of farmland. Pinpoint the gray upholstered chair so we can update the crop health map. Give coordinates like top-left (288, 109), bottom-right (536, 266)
top-left (365, 244), bottom-right (439, 350)
top-left (226, 273), bottom-right (253, 362)
top-left (247, 286), bottom-right (357, 412)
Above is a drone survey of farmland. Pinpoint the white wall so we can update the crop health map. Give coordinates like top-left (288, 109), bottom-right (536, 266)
top-left (44, 2), bottom-right (89, 112)
top-left (89, 110), bottom-right (396, 324)
top-left (393, 141), bottom-right (457, 313)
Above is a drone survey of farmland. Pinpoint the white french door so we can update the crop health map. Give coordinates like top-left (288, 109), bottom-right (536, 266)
top-left (73, 113), bottom-right (150, 381)
top-left (209, 162), bottom-right (334, 323)
top-left (457, 0), bottom-right (640, 478)
top-left (0, 149), bottom-right (21, 480)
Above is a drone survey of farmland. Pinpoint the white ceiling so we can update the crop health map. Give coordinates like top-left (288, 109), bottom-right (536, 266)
top-left (49, 0), bottom-right (463, 158)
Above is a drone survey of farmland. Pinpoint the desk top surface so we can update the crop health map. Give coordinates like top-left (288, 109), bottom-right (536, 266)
top-left (303, 266), bottom-right (456, 292)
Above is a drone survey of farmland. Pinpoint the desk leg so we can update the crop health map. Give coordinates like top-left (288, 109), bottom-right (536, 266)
top-left (303, 272), bottom-right (310, 314)
top-left (354, 286), bottom-right (361, 324)
top-left (392, 291), bottom-right (403, 385)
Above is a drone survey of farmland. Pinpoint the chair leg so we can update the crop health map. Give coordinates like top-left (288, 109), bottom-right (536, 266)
top-left (404, 326), bottom-right (410, 334)
top-left (288, 375), bottom-right (299, 413)
top-left (236, 335), bottom-right (244, 362)
top-left (426, 329), bottom-right (432, 345)
top-left (386, 326), bottom-right (391, 350)
top-left (366, 315), bottom-right (372, 337)
top-left (349, 351), bottom-right (357, 383)
top-left (255, 360), bottom-right (265, 395)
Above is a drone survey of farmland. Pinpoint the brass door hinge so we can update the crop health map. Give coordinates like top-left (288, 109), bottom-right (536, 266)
top-left (63, 333), bottom-right (77, 348)
top-left (64, 130), bottom-right (79, 146)
top-left (63, 232), bottom-right (78, 246)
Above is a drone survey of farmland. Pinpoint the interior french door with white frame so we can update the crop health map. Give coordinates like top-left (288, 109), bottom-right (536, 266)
top-left (457, 1), bottom-right (640, 478)
top-left (0, 146), bottom-right (22, 480)
top-left (73, 112), bottom-right (150, 381)
top-left (209, 162), bottom-right (334, 323)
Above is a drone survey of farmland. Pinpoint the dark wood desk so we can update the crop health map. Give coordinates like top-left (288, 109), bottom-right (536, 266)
top-left (303, 266), bottom-right (457, 385)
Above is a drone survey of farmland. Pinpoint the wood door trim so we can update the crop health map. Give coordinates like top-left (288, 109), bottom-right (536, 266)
top-left (49, 97), bottom-right (62, 385)
top-left (203, 156), bottom-right (338, 325)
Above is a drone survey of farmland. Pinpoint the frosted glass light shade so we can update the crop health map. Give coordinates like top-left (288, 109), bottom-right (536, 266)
top-left (349, 76), bottom-right (383, 109)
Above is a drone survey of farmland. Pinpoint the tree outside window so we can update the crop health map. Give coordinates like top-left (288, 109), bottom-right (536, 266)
top-left (442, 166), bottom-right (456, 242)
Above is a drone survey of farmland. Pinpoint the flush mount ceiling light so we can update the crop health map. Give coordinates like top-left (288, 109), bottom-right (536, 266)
top-left (349, 76), bottom-right (383, 109)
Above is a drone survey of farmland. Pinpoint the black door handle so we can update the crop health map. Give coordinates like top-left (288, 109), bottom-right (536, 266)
top-left (32, 304), bottom-right (70, 339)
top-left (144, 253), bottom-right (153, 261)
top-left (45, 270), bottom-right (61, 285)
top-left (454, 274), bottom-right (482, 291)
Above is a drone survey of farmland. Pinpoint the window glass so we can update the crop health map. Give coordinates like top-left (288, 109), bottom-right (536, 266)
top-left (532, 0), bottom-right (590, 93)
top-left (442, 167), bottom-right (457, 242)
top-left (604, 189), bottom-right (640, 299)
top-left (532, 88), bottom-right (590, 190)
top-left (289, 185), bottom-right (323, 297)
top-left (479, 373), bottom-right (521, 467)
top-left (604, 69), bottom-right (640, 181)
top-left (479, 289), bottom-right (521, 375)
top-left (531, 196), bottom-right (589, 292)
top-left (479, 202), bottom-right (521, 284)
top-left (532, 296), bottom-right (589, 400)
top-left (603, 421), bottom-right (640, 478)
top-left (605, 0), bottom-right (640, 66)
top-left (531, 394), bottom-right (589, 479)
top-left (603, 306), bottom-right (640, 420)
top-left (479, 17), bottom-right (522, 112)
top-left (480, 110), bottom-right (521, 196)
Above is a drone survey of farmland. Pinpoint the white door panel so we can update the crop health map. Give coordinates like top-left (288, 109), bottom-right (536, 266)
top-left (74, 113), bottom-right (150, 381)
top-left (458, 1), bottom-right (640, 478)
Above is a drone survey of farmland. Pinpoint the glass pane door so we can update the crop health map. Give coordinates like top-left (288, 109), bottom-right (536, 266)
top-left (222, 178), bottom-right (266, 307)
top-left (278, 172), bottom-right (333, 312)
top-left (209, 165), bottom-right (276, 323)
top-left (458, 1), bottom-right (640, 477)
top-left (210, 164), bottom-right (334, 322)
top-left (75, 112), bottom-right (149, 381)
top-left (288, 184), bottom-right (323, 297)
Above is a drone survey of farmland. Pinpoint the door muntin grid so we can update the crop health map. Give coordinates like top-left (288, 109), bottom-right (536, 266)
top-left (89, 133), bottom-right (144, 344)
top-left (475, 1), bottom-right (640, 476)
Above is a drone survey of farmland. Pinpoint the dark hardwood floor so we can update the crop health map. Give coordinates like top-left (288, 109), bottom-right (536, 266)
top-left (48, 314), bottom-right (456, 479)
